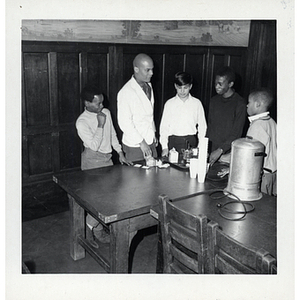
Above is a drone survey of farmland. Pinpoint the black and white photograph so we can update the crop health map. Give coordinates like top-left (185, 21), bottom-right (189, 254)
top-left (5, 0), bottom-right (296, 299)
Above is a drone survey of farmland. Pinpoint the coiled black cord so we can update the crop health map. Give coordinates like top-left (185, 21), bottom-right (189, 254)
top-left (170, 188), bottom-right (255, 221)
top-left (209, 189), bottom-right (255, 221)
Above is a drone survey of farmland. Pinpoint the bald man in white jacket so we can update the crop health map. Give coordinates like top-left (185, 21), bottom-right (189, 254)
top-left (117, 53), bottom-right (158, 162)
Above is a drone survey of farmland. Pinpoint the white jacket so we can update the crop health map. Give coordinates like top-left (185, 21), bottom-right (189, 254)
top-left (117, 76), bottom-right (156, 147)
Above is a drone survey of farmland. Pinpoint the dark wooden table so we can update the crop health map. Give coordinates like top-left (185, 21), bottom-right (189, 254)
top-left (53, 163), bottom-right (216, 273)
top-left (150, 188), bottom-right (277, 271)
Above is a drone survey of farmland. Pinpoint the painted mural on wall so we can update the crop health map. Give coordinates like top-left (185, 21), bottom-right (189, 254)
top-left (22, 20), bottom-right (251, 47)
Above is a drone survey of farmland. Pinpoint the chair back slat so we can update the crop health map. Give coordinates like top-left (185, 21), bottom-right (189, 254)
top-left (166, 201), bottom-right (199, 231)
top-left (159, 194), bottom-right (208, 274)
top-left (170, 244), bottom-right (198, 273)
top-left (170, 260), bottom-right (195, 274)
top-left (215, 254), bottom-right (244, 274)
top-left (216, 230), bottom-right (259, 269)
top-left (169, 221), bottom-right (200, 253)
top-left (216, 251), bottom-right (255, 274)
top-left (207, 220), bottom-right (277, 274)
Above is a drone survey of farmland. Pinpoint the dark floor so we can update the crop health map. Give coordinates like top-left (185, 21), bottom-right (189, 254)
top-left (22, 181), bottom-right (70, 222)
top-left (22, 181), bottom-right (158, 273)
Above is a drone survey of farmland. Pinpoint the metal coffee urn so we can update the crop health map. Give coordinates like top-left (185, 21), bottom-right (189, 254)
top-left (224, 137), bottom-right (266, 201)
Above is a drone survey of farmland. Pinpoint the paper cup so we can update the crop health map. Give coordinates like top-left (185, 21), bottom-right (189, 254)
top-left (189, 158), bottom-right (198, 178)
top-left (197, 162), bottom-right (209, 183)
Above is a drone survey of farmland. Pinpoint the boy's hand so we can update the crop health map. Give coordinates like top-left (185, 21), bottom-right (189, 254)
top-left (161, 148), bottom-right (169, 157)
top-left (118, 152), bottom-right (133, 166)
top-left (217, 166), bottom-right (229, 178)
top-left (209, 148), bottom-right (223, 166)
top-left (97, 111), bottom-right (106, 128)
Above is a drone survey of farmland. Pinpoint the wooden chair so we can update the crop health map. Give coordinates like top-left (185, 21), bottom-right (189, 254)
top-left (207, 220), bottom-right (277, 274)
top-left (158, 194), bottom-right (208, 274)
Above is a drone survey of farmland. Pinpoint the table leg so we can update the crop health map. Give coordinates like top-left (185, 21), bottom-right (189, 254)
top-left (110, 219), bottom-right (131, 273)
top-left (68, 195), bottom-right (85, 260)
top-left (156, 222), bottom-right (164, 273)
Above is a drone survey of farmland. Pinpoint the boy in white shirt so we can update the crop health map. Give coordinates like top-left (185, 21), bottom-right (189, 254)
top-left (246, 88), bottom-right (277, 195)
top-left (159, 72), bottom-right (207, 157)
top-left (76, 85), bottom-right (132, 246)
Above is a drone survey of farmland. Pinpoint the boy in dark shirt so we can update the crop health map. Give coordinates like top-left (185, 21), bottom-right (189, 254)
top-left (206, 66), bottom-right (247, 165)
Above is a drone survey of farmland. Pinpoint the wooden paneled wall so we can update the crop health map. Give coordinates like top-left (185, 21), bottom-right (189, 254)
top-left (22, 20), bottom-right (276, 186)
top-left (245, 20), bottom-right (277, 120)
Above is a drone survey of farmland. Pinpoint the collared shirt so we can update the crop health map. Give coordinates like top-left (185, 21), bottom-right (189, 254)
top-left (246, 111), bottom-right (277, 172)
top-left (76, 108), bottom-right (122, 154)
top-left (248, 111), bottom-right (269, 122)
top-left (159, 94), bottom-right (207, 150)
top-left (134, 76), bottom-right (151, 99)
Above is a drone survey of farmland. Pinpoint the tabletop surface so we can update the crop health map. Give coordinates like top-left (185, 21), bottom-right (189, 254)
top-left (54, 163), bottom-right (276, 257)
top-left (53, 164), bottom-right (218, 223)
top-left (152, 191), bottom-right (277, 257)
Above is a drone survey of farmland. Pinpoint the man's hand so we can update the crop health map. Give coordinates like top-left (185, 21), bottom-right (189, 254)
top-left (139, 139), bottom-right (152, 158)
top-left (209, 148), bottom-right (223, 166)
top-left (118, 152), bottom-right (133, 166)
top-left (97, 111), bottom-right (106, 128)
top-left (161, 148), bottom-right (169, 157)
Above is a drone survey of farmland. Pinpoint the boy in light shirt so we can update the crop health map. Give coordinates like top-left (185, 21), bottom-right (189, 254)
top-left (76, 85), bottom-right (132, 246)
top-left (246, 88), bottom-right (277, 195)
top-left (159, 71), bottom-right (207, 157)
